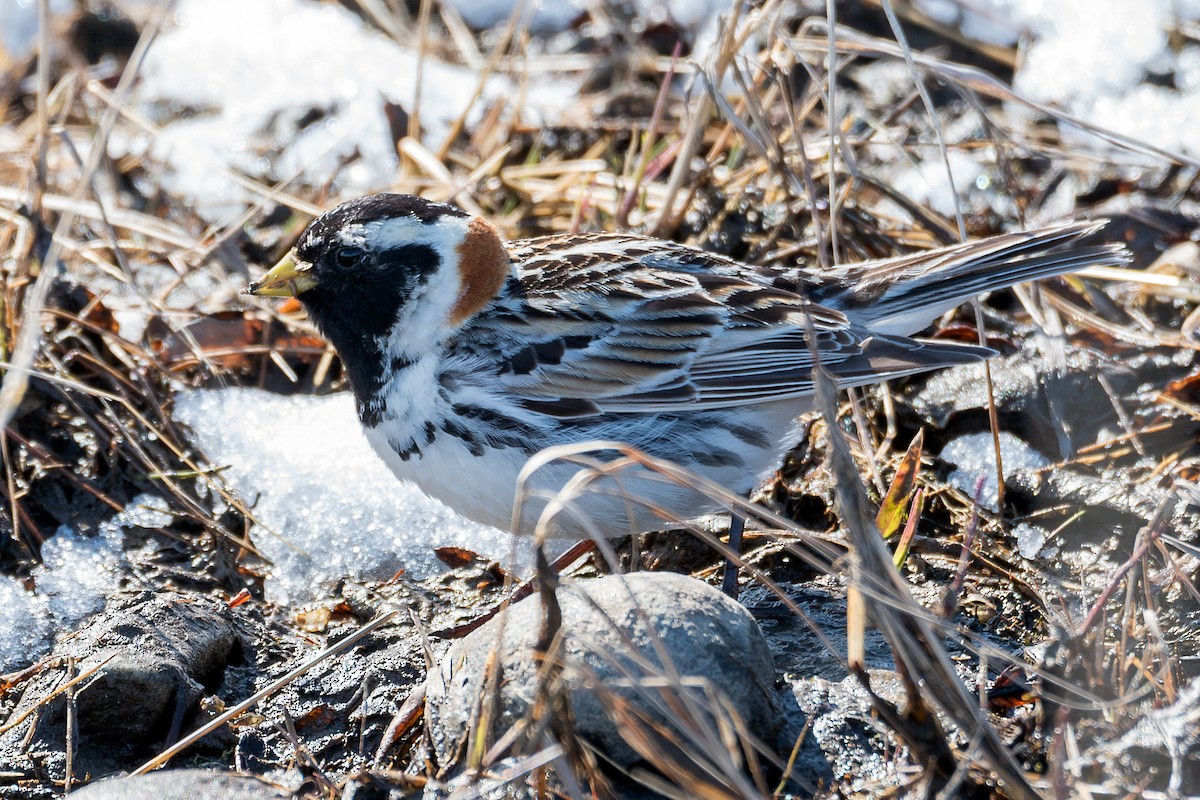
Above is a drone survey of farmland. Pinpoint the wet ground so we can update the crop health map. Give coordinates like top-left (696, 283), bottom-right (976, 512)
top-left (1, 0), bottom-right (1199, 797)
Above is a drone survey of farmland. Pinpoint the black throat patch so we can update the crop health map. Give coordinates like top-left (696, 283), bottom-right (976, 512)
top-left (299, 242), bottom-right (442, 426)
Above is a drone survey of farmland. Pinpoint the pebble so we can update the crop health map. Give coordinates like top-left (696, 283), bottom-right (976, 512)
top-left (425, 571), bottom-right (778, 772)
top-left (69, 768), bottom-right (289, 800)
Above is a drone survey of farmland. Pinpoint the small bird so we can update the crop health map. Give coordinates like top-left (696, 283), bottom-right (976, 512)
top-left (246, 194), bottom-right (1127, 541)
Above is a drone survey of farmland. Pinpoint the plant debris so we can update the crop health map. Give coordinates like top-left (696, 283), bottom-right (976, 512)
top-left (1, 0), bottom-right (1198, 798)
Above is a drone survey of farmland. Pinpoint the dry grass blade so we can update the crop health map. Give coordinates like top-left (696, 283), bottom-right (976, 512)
top-left (811, 367), bottom-right (1037, 795)
top-left (878, 0), bottom-right (966, 240)
top-left (654, 0), bottom-right (768, 235)
top-left (875, 428), bottom-right (923, 540)
top-left (434, 0), bottom-right (530, 163)
top-left (0, 1), bottom-right (175, 434)
top-left (788, 23), bottom-right (1200, 169)
top-left (592, 685), bottom-right (756, 800)
top-left (514, 440), bottom-right (843, 579)
top-left (823, 0), bottom-right (842, 264)
top-left (616, 44), bottom-right (680, 230)
top-left (0, 654), bottom-right (114, 736)
top-left (890, 487), bottom-right (924, 570)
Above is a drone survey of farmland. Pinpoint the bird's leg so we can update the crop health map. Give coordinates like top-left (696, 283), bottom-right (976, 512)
top-left (721, 513), bottom-right (746, 598)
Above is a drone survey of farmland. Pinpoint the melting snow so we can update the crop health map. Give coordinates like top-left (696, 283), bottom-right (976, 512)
top-left (0, 390), bottom-right (538, 672)
top-left (1012, 522), bottom-right (1051, 560)
top-left (940, 431), bottom-right (1050, 512)
top-left (444, 0), bottom-right (734, 34)
top-left (127, 0), bottom-right (574, 220)
top-left (917, 0), bottom-right (1200, 160)
top-left (0, 496), bottom-right (165, 672)
top-left (0, 0), bottom-right (72, 59)
top-left (173, 388), bottom-right (534, 606)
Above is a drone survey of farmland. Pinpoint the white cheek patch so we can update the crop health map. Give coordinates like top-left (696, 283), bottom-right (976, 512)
top-left (383, 266), bottom-right (461, 355)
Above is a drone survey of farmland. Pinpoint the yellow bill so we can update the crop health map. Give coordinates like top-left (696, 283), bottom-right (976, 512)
top-left (245, 251), bottom-right (318, 297)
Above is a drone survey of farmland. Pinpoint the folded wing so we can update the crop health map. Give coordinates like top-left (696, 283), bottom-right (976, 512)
top-left (463, 234), bottom-right (994, 416)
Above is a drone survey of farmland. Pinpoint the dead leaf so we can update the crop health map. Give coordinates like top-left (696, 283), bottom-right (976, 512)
top-left (876, 429), bottom-right (923, 540)
top-left (435, 546), bottom-right (481, 568)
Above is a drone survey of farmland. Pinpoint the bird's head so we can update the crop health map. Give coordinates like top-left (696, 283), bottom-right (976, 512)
top-left (246, 194), bottom-right (510, 351)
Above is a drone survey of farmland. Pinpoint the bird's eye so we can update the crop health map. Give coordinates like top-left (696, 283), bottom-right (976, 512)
top-left (334, 246), bottom-right (366, 268)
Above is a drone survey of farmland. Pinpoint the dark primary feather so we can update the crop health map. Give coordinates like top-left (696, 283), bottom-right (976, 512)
top-left (804, 220), bottom-right (1130, 327)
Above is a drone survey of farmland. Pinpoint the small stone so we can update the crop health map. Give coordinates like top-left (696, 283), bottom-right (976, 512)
top-left (70, 768), bottom-right (289, 800)
top-left (65, 594), bottom-right (239, 745)
top-left (2, 592), bottom-right (238, 776)
top-left (425, 572), bottom-right (778, 772)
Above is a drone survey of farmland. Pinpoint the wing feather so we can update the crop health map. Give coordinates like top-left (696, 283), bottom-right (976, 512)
top-left (459, 233), bottom-right (994, 415)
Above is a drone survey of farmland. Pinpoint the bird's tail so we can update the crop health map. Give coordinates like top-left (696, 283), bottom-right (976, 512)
top-left (811, 220), bottom-right (1131, 336)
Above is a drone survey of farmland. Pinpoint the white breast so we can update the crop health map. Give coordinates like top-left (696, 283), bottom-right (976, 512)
top-left (362, 344), bottom-right (807, 537)
top-left (363, 423), bottom-right (528, 531)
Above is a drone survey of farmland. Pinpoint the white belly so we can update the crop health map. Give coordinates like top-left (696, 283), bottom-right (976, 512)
top-left (364, 424), bottom-right (525, 531)
top-left (363, 398), bottom-right (806, 538)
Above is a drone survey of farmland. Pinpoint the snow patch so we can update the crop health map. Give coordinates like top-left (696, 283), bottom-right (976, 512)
top-left (127, 0), bottom-right (575, 220)
top-left (916, 0), bottom-right (1200, 159)
top-left (0, 496), bottom-right (165, 672)
top-left (443, 0), bottom-right (734, 34)
top-left (1013, 522), bottom-right (1050, 560)
top-left (940, 432), bottom-right (1050, 512)
top-left (173, 388), bottom-right (533, 606)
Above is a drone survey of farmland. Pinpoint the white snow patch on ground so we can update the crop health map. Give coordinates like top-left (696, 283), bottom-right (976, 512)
top-left (443, 0), bottom-right (738, 63)
top-left (0, 495), bottom-right (169, 672)
top-left (940, 431), bottom-right (1050, 512)
top-left (444, 0), bottom-right (734, 33)
top-left (173, 388), bottom-right (534, 606)
top-left (128, 0), bottom-right (574, 220)
top-left (917, 0), bottom-right (1200, 159)
top-left (0, 0), bottom-right (73, 58)
top-left (914, 0), bottom-right (1027, 47)
top-left (886, 149), bottom-right (988, 219)
top-left (0, 389), bottom-right (539, 671)
top-left (0, 582), bottom-right (52, 673)
top-left (1012, 522), bottom-right (1051, 560)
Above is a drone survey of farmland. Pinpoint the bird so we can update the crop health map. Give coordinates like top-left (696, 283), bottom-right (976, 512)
top-left (245, 193), bottom-right (1128, 552)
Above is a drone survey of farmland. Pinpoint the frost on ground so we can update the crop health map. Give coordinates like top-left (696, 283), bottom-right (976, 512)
top-left (173, 388), bottom-right (533, 605)
top-left (0, 496), bottom-right (168, 672)
top-left (940, 431), bottom-right (1050, 512)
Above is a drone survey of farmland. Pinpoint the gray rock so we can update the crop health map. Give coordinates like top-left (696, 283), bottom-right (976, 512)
top-left (70, 768), bottom-right (290, 800)
top-left (1, 592), bottom-right (238, 777)
top-left (65, 593), bottom-right (238, 744)
top-left (425, 572), bottom-right (778, 773)
top-left (905, 341), bottom-right (1141, 457)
